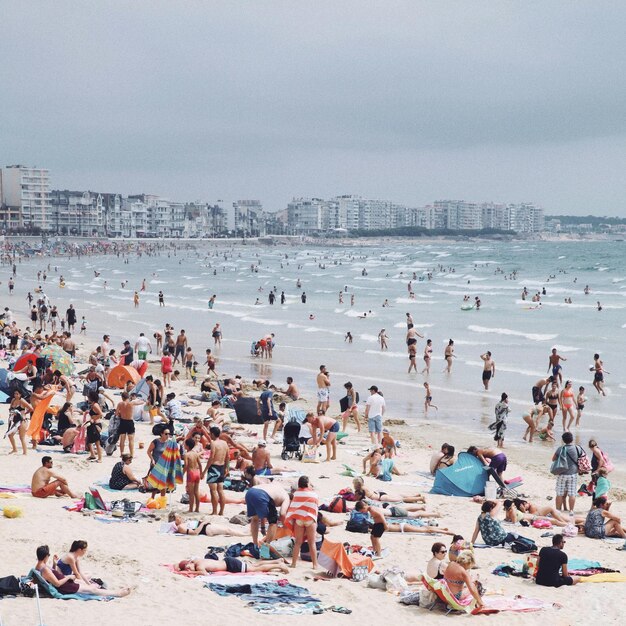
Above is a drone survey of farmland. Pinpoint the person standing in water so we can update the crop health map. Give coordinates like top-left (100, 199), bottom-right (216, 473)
top-left (378, 329), bottom-right (389, 351)
top-left (548, 348), bottom-right (567, 385)
top-left (444, 339), bottom-right (455, 373)
top-left (480, 351), bottom-right (495, 390)
top-left (592, 353), bottom-right (608, 396)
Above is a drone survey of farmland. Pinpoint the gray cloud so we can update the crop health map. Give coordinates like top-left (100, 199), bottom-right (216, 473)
top-left (1, 1), bottom-right (625, 214)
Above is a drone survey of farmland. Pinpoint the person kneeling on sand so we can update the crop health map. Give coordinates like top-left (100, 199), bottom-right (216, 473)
top-left (31, 456), bottom-right (79, 499)
top-left (176, 556), bottom-right (288, 575)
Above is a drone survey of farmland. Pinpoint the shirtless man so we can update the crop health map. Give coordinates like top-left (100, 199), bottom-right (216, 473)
top-left (531, 375), bottom-right (554, 405)
top-left (252, 440), bottom-right (273, 475)
top-left (480, 351), bottom-right (495, 390)
top-left (62, 332), bottom-right (76, 358)
top-left (177, 556), bottom-right (288, 575)
top-left (115, 391), bottom-right (143, 457)
top-left (280, 377), bottom-right (299, 400)
top-left (173, 330), bottom-right (188, 366)
top-left (205, 426), bottom-right (229, 515)
top-left (305, 412), bottom-right (339, 461)
top-left (31, 456), bottom-right (79, 499)
top-left (548, 348), bottom-right (567, 384)
top-left (219, 426), bottom-right (252, 460)
top-left (244, 482), bottom-right (290, 546)
top-left (592, 353), bottom-right (608, 396)
top-left (316, 365), bottom-right (331, 414)
top-left (406, 312), bottom-right (414, 328)
top-left (406, 325), bottom-right (423, 349)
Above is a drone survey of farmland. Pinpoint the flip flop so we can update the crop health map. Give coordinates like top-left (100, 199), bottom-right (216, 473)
top-left (331, 606), bottom-right (352, 614)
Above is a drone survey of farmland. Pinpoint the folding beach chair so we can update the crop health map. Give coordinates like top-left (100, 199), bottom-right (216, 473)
top-left (420, 574), bottom-right (476, 615)
top-left (486, 467), bottom-right (522, 498)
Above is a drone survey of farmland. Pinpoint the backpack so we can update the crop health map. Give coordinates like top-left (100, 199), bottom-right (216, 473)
top-left (509, 536), bottom-right (537, 554)
top-left (550, 446), bottom-right (572, 476)
top-left (346, 512), bottom-right (371, 534)
top-left (327, 496), bottom-right (348, 513)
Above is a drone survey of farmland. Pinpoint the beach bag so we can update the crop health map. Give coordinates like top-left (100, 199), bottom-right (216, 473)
top-left (576, 447), bottom-right (591, 475)
top-left (550, 446), bottom-right (571, 476)
top-left (302, 446), bottom-right (319, 463)
top-left (352, 565), bottom-right (368, 582)
top-left (0, 575), bottom-right (21, 596)
top-left (71, 424), bottom-right (86, 453)
top-left (563, 524), bottom-right (578, 538)
top-left (510, 536), bottom-right (537, 554)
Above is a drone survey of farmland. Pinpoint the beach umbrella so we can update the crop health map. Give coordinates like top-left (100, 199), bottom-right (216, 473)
top-left (40, 344), bottom-right (74, 376)
top-left (146, 438), bottom-right (183, 493)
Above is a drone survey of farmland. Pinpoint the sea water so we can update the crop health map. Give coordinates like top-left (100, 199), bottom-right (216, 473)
top-left (9, 240), bottom-right (625, 460)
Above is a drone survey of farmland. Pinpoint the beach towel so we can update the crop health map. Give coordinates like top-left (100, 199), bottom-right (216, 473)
top-left (27, 569), bottom-right (114, 601)
top-left (284, 489), bottom-right (318, 531)
top-left (0, 484), bottom-right (32, 494)
top-left (94, 479), bottom-right (138, 493)
top-left (577, 573), bottom-right (626, 583)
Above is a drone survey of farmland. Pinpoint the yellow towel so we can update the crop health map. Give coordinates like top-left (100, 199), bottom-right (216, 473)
top-left (579, 573), bottom-right (626, 583)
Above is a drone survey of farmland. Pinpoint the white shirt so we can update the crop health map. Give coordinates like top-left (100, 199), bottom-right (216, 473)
top-left (365, 393), bottom-right (386, 417)
top-left (4, 309), bottom-right (13, 325)
top-left (136, 336), bottom-right (151, 352)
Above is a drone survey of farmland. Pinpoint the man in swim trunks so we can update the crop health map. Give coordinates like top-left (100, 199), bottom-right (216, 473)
top-left (305, 412), bottom-right (339, 462)
top-left (406, 325), bottom-right (423, 347)
top-left (173, 330), bottom-right (188, 366)
top-left (531, 376), bottom-right (553, 405)
top-left (258, 382), bottom-right (279, 441)
top-left (245, 483), bottom-right (290, 546)
top-left (206, 426), bottom-right (228, 515)
top-left (115, 391), bottom-right (143, 457)
top-left (316, 365), bottom-right (331, 414)
top-left (467, 446), bottom-right (507, 479)
top-left (480, 351), bottom-right (495, 390)
top-left (31, 456), bottom-right (79, 499)
top-left (548, 348), bottom-right (567, 384)
top-left (355, 501), bottom-right (387, 556)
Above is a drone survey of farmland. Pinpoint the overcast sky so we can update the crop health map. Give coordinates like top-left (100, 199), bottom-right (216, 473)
top-left (1, 1), bottom-right (625, 215)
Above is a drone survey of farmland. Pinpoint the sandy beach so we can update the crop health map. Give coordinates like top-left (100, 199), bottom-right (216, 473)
top-left (1, 306), bottom-right (624, 626)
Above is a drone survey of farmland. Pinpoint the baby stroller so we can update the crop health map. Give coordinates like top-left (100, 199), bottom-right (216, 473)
top-left (281, 419), bottom-right (304, 461)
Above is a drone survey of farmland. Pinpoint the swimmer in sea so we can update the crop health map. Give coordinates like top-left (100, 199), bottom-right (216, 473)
top-left (424, 382), bottom-right (437, 415)
top-left (378, 329), bottom-right (388, 350)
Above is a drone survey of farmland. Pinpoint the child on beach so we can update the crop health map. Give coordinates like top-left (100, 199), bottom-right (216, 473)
top-left (80, 317), bottom-right (86, 335)
top-left (424, 382), bottom-right (438, 415)
top-left (576, 386), bottom-right (586, 426)
top-left (190, 362), bottom-right (199, 385)
top-left (183, 438), bottom-right (202, 513)
top-left (172, 370), bottom-right (180, 382)
top-left (161, 351), bottom-right (172, 387)
top-left (185, 348), bottom-right (194, 378)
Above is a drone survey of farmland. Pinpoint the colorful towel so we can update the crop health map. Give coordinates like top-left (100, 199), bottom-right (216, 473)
top-left (27, 569), bottom-right (114, 601)
top-left (94, 479), bottom-right (138, 493)
top-left (0, 485), bottom-right (31, 493)
top-left (578, 573), bottom-right (626, 583)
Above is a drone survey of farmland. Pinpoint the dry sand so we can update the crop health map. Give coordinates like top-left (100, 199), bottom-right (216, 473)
top-left (0, 326), bottom-right (624, 625)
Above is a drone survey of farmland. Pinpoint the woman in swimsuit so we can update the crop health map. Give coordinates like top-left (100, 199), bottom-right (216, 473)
top-left (84, 394), bottom-right (103, 462)
top-left (443, 550), bottom-right (483, 607)
top-left (510, 499), bottom-right (585, 526)
top-left (545, 382), bottom-right (560, 421)
top-left (341, 382), bottom-right (361, 432)
top-left (443, 339), bottom-right (455, 373)
top-left (426, 542), bottom-right (448, 579)
top-left (559, 380), bottom-right (576, 430)
top-left (352, 478), bottom-right (426, 504)
top-left (35, 545), bottom-right (130, 597)
top-left (7, 389), bottom-right (33, 455)
top-left (421, 339), bottom-right (433, 375)
top-left (166, 513), bottom-right (247, 537)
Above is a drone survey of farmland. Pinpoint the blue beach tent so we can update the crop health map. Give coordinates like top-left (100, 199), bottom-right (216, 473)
top-left (431, 452), bottom-right (488, 497)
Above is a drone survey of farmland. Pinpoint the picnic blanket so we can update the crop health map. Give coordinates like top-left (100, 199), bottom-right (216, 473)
top-left (204, 580), bottom-right (321, 614)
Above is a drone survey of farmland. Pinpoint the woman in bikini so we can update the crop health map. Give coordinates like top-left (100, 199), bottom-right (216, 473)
top-left (443, 550), bottom-right (483, 607)
top-left (559, 380), bottom-right (576, 431)
top-left (7, 389), bottom-right (33, 455)
top-left (511, 498), bottom-right (585, 525)
top-left (443, 339), bottom-right (455, 373)
top-left (544, 381), bottom-right (560, 422)
top-left (341, 381), bottom-right (361, 432)
top-left (84, 394), bottom-right (103, 462)
top-left (166, 512), bottom-right (247, 537)
top-left (351, 477), bottom-right (426, 504)
top-left (421, 339), bottom-right (433, 375)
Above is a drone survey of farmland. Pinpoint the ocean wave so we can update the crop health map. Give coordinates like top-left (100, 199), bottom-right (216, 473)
top-left (467, 325), bottom-right (557, 341)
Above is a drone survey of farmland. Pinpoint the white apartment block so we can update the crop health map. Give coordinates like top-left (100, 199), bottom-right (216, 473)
top-left (233, 200), bottom-right (264, 237)
top-left (49, 190), bottom-right (105, 236)
top-left (0, 165), bottom-right (52, 230)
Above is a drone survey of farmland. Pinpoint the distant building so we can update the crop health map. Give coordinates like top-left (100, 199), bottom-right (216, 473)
top-left (0, 165), bottom-right (52, 230)
top-left (233, 200), bottom-right (264, 237)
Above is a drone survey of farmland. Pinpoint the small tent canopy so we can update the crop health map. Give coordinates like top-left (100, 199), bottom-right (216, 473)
top-left (107, 364), bottom-right (141, 389)
top-left (233, 397), bottom-right (263, 424)
top-left (430, 452), bottom-right (487, 497)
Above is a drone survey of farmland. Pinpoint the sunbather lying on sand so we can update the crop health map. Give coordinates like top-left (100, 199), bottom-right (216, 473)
top-left (167, 513), bottom-right (247, 537)
top-left (176, 556), bottom-right (288, 574)
top-left (352, 477), bottom-right (426, 504)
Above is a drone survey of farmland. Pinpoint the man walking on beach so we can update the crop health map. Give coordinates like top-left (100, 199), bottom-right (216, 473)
top-left (173, 330), bottom-right (188, 366)
top-left (364, 385), bottom-right (386, 445)
top-left (480, 351), bottom-right (495, 390)
top-left (206, 427), bottom-right (228, 516)
top-left (551, 432), bottom-right (580, 512)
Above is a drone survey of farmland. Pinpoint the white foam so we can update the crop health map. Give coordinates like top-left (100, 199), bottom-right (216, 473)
top-left (467, 325), bottom-right (557, 341)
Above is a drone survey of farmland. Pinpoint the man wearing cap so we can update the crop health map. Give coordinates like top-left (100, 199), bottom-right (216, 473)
top-left (364, 386), bottom-right (386, 445)
top-left (252, 440), bottom-right (273, 475)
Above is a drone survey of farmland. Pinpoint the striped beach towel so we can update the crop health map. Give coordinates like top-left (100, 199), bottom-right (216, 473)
top-left (284, 488), bottom-right (319, 531)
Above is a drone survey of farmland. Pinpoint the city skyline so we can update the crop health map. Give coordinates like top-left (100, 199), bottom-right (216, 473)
top-left (2, 2), bottom-right (625, 216)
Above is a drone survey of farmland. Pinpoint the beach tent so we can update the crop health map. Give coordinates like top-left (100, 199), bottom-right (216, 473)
top-left (0, 368), bottom-right (31, 401)
top-left (233, 397), bottom-right (263, 424)
top-left (317, 540), bottom-right (374, 578)
top-left (431, 452), bottom-right (488, 497)
top-left (132, 378), bottom-right (151, 400)
top-left (107, 364), bottom-right (141, 389)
